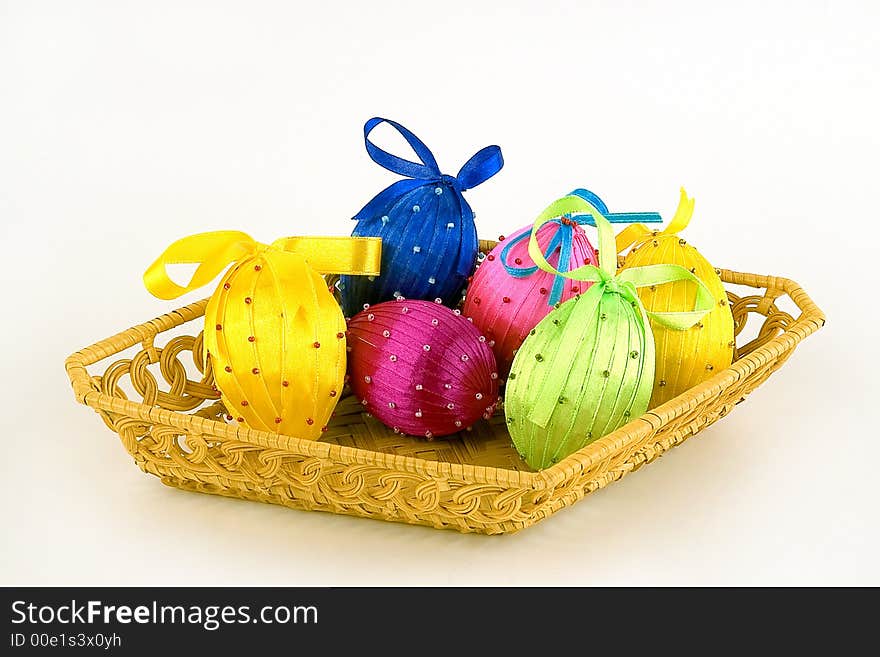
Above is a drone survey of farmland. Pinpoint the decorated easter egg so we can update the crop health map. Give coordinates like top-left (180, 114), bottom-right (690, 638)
top-left (463, 188), bottom-right (661, 376)
top-left (617, 189), bottom-right (735, 407)
top-left (339, 117), bottom-right (503, 317)
top-left (347, 299), bottom-right (500, 438)
top-left (143, 232), bottom-right (381, 440)
top-left (505, 195), bottom-right (712, 470)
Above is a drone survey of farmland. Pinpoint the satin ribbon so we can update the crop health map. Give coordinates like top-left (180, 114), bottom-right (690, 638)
top-left (145, 231), bottom-right (382, 300)
top-left (567, 188), bottom-right (664, 227)
top-left (518, 195), bottom-right (712, 429)
top-left (353, 117), bottom-right (503, 224)
top-left (499, 188), bottom-right (663, 305)
top-left (615, 187), bottom-right (695, 253)
top-left (527, 195), bottom-right (714, 330)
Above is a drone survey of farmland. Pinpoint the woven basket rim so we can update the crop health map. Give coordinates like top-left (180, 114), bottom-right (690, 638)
top-left (65, 265), bottom-right (825, 491)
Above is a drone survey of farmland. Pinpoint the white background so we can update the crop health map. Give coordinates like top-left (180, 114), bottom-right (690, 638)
top-left (1, 0), bottom-right (877, 586)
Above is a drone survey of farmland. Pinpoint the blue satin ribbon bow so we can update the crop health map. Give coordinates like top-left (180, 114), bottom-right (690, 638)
top-left (499, 189), bottom-right (663, 305)
top-left (354, 117), bottom-right (504, 226)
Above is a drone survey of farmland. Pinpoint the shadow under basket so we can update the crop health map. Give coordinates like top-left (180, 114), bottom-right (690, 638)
top-left (66, 245), bottom-right (825, 535)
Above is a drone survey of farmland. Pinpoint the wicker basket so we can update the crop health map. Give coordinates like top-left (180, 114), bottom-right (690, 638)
top-left (65, 241), bottom-right (825, 534)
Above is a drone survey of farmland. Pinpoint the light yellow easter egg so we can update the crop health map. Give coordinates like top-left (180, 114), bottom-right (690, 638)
top-left (618, 190), bottom-right (734, 407)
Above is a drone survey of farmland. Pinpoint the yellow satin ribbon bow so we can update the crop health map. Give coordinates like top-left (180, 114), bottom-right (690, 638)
top-left (143, 230), bottom-right (381, 441)
top-left (615, 187), bottom-right (695, 254)
top-left (144, 231), bottom-right (382, 300)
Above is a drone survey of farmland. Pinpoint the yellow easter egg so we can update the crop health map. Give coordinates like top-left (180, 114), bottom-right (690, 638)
top-left (144, 231), bottom-right (381, 441)
top-left (618, 190), bottom-right (734, 407)
top-left (204, 248), bottom-right (346, 439)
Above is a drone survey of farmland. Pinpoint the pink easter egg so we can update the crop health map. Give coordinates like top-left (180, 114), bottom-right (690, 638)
top-left (347, 299), bottom-right (500, 438)
top-left (463, 220), bottom-right (599, 376)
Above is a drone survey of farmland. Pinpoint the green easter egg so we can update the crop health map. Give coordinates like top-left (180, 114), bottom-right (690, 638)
top-left (505, 279), bottom-right (655, 470)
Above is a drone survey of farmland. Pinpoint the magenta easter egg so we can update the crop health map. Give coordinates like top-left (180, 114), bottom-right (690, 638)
top-left (462, 220), bottom-right (598, 376)
top-left (347, 299), bottom-right (500, 438)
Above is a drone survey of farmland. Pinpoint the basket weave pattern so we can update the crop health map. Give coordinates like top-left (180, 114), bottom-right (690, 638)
top-left (65, 246), bottom-right (824, 534)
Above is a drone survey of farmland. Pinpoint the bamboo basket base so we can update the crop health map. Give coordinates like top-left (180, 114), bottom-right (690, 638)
top-left (325, 396), bottom-right (526, 470)
top-left (66, 260), bottom-right (824, 535)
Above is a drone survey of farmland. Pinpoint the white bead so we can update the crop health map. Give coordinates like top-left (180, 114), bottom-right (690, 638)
top-left (490, 372), bottom-right (498, 379)
top-left (446, 403), bottom-right (455, 410)
top-left (434, 298), bottom-right (442, 304)
top-left (382, 330), bottom-right (391, 338)
top-left (415, 409), bottom-right (423, 418)
top-left (389, 354), bottom-right (397, 362)
top-left (367, 276), bottom-right (375, 282)
top-left (364, 375), bottom-right (372, 383)
top-left (367, 313), bottom-right (374, 321)
top-left (412, 205), bottom-right (420, 213)
top-left (475, 392), bottom-right (483, 400)
top-left (478, 336), bottom-right (486, 343)
top-left (453, 309), bottom-right (461, 315)
top-left (460, 354), bottom-right (469, 362)
top-left (444, 383), bottom-right (452, 390)
top-left (434, 187), bottom-right (443, 195)
top-left (446, 223), bottom-right (455, 229)
top-left (402, 306), bottom-right (409, 314)
top-left (454, 420), bottom-right (462, 428)
top-left (363, 303), bottom-right (370, 310)
top-left (431, 319), bottom-right (439, 326)
top-left (488, 340), bottom-right (496, 347)
top-left (412, 246), bottom-right (421, 253)
top-left (415, 384), bottom-right (423, 390)
top-left (388, 402), bottom-right (396, 409)
top-left (425, 431), bottom-right (433, 438)
top-left (381, 215), bottom-right (389, 224)
top-left (428, 277), bottom-right (436, 284)
top-left (423, 344), bottom-right (431, 351)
